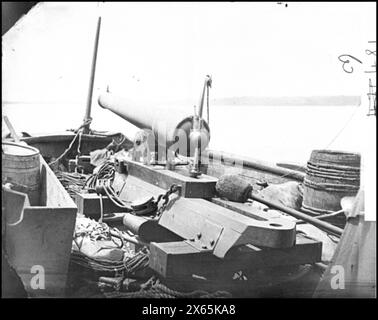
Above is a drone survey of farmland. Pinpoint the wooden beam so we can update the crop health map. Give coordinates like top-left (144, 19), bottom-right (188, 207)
top-left (125, 159), bottom-right (217, 198)
top-left (149, 234), bottom-right (322, 279)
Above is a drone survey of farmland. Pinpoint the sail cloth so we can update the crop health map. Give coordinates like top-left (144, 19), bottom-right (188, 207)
top-left (313, 189), bottom-right (376, 298)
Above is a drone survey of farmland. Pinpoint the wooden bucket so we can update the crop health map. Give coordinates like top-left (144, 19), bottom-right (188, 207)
top-left (2, 142), bottom-right (41, 206)
top-left (301, 150), bottom-right (361, 218)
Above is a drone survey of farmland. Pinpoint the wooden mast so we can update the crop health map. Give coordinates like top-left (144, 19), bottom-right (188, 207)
top-left (83, 12), bottom-right (102, 134)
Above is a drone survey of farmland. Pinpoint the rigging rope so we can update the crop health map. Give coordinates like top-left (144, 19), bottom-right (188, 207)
top-left (207, 80), bottom-right (210, 124)
top-left (48, 118), bottom-right (91, 166)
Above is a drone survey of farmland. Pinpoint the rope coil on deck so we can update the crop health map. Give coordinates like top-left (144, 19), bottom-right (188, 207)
top-left (103, 276), bottom-right (232, 299)
top-left (70, 247), bottom-right (150, 277)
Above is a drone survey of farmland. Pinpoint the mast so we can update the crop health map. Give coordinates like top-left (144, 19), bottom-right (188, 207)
top-left (197, 75), bottom-right (212, 119)
top-left (83, 12), bottom-right (102, 134)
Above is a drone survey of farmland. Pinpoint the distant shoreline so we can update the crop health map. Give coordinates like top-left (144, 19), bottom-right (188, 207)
top-left (3, 95), bottom-right (361, 107)
top-left (211, 96), bottom-right (361, 106)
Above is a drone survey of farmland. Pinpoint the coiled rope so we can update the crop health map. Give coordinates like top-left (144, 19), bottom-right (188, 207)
top-left (70, 246), bottom-right (150, 277)
top-left (103, 276), bottom-right (232, 299)
top-left (55, 171), bottom-right (87, 198)
top-left (85, 160), bottom-right (116, 189)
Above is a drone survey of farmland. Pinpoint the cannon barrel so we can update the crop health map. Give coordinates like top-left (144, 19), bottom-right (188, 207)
top-left (98, 92), bottom-right (210, 157)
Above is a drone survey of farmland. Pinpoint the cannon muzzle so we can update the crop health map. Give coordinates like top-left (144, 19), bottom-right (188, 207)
top-left (98, 92), bottom-right (210, 157)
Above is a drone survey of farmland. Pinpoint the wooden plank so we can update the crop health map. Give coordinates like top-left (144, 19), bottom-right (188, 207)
top-left (314, 193), bottom-right (376, 299)
top-left (125, 159), bottom-right (217, 198)
top-left (118, 175), bottom-right (166, 200)
top-left (40, 155), bottom-right (77, 207)
top-left (160, 265), bottom-right (318, 298)
top-left (149, 234), bottom-right (322, 279)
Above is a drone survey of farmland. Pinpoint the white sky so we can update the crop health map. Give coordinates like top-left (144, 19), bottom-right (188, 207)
top-left (2, 2), bottom-right (376, 104)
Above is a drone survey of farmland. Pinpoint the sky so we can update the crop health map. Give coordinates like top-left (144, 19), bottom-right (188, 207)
top-left (2, 2), bottom-right (376, 104)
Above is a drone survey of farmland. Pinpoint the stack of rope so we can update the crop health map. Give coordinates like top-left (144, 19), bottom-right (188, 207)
top-left (55, 159), bottom-right (116, 199)
top-left (103, 276), bottom-right (232, 298)
top-left (85, 160), bottom-right (116, 189)
top-left (55, 171), bottom-right (87, 198)
top-left (71, 217), bottom-right (149, 277)
top-left (70, 247), bottom-right (149, 277)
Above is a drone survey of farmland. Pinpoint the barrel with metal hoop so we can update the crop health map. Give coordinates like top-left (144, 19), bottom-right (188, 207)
top-left (2, 142), bottom-right (41, 206)
top-left (301, 149), bottom-right (361, 218)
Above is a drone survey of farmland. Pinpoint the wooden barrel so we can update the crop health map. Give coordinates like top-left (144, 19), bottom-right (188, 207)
top-left (301, 150), bottom-right (361, 219)
top-left (2, 142), bottom-right (41, 206)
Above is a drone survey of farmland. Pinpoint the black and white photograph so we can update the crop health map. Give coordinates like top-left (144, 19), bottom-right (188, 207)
top-left (1, 1), bottom-right (376, 302)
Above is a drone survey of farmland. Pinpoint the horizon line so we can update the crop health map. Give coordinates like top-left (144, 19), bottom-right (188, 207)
top-left (3, 95), bottom-right (361, 107)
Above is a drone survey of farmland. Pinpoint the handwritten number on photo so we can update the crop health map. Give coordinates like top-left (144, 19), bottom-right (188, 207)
top-left (338, 54), bottom-right (363, 73)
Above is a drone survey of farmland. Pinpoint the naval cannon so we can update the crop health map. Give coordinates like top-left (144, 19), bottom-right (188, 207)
top-left (98, 76), bottom-right (213, 177)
